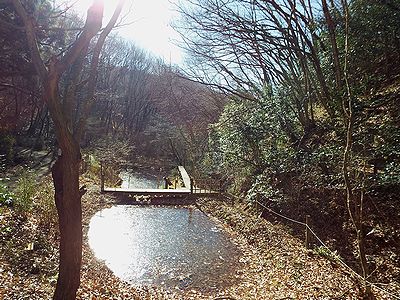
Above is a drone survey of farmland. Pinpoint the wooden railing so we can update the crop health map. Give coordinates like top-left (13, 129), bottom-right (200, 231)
top-left (100, 163), bottom-right (221, 196)
top-left (190, 177), bottom-right (221, 194)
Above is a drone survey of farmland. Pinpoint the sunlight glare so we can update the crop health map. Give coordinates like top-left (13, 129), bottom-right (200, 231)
top-left (63, 0), bottom-right (183, 65)
top-left (87, 207), bottom-right (144, 280)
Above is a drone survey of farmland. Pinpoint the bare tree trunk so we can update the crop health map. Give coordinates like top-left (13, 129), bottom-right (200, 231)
top-left (52, 152), bottom-right (83, 300)
top-left (343, 139), bottom-right (372, 297)
top-left (11, 2), bottom-right (120, 299)
top-left (341, 1), bottom-right (372, 297)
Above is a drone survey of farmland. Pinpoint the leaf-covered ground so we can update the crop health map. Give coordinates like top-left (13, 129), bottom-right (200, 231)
top-left (195, 199), bottom-right (399, 299)
top-left (1, 176), bottom-right (396, 299)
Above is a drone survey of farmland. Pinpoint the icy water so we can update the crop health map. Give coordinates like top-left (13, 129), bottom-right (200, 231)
top-left (88, 206), bottom-right (242, 291)
top-left (119, 170), bottom-right (162, 189)
top-left (88, 172), bottom-right (242, 291)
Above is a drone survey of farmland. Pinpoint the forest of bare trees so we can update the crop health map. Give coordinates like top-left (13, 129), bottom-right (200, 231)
top-left (1, 1), bottom-right (224, 299)
top-left (0, 0), bottom-right (399, 299)
top-left (176, 0), bottom-right (400, 298)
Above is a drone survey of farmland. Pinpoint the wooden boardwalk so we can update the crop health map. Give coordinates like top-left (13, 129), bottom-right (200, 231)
top-left (101, 165), bottom-right (219, 197)
top-left (103, 188), bottom-right (190, 195)
top-left (177, 166), bottom-right (191, 188)
top-left (102, 187), bottom-right (216, 196)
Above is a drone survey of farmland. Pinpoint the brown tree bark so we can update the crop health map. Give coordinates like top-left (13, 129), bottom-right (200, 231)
top-left (44, 74), bottom-right (87, 300)
top-left (52, 152), bottom-right (83, 300)
top-left (12, 1), bottom-right (124, 299)
top-left (341, 1), bottom-right (372, 297)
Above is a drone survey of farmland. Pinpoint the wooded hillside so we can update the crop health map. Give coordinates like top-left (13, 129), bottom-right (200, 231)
top-left (176, 0), bottom-right (400, 298)
top-left (0, 0), bottom-right (399, 299)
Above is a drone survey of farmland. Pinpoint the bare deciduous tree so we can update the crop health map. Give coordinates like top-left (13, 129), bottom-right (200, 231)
top-left (12, 0), bottom-right (124, 298)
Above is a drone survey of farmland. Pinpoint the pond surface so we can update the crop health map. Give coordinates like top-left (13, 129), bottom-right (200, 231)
top-left (88, 206), bottom-right (243, 292)
top-left (119, 170), bottom-right (162, 189)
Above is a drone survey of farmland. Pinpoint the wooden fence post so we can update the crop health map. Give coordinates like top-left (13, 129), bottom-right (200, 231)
top-left (100, 162), bottom-right (104, 192)
top-left (305, 215), bottom-right (311, 249)
top-left (255, 194), bottom-right (260, 212)
top-left (163, 177), bottom-right (168, 189)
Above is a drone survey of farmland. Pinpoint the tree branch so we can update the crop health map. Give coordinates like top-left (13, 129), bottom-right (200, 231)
top-left (11, 0), bottom-right (48, 80)
top-left (55, 0), bottom-right (104, 75)
top-left (74, 0), bottom-right (125, 140)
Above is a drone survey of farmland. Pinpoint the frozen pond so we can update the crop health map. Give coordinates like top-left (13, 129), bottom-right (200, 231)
top-left (119, 170), bottom-right (162, 189)
top-left (88, 206), bottom-right (243, 292)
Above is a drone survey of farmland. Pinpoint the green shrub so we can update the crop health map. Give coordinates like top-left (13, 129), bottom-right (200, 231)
top-left (0, 131), bottom-right (16, 162)
top-left (378, 161), bottom-right (400, 186)
top-left (0, 155), bottom-right (6, 173)
top-left (81, 153), bottom-right (101, 180)
top-left (14, 169), bottom-right (37, 214)
top-left (35, 178), bottom-right (57, 226)
top-left (0, 182), bottom-right (14, 207)
top-left (314, 246), bottom-right (341, 262)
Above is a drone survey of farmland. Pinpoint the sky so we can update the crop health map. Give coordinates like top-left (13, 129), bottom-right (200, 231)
top-left (65, 0), bottom-right (184, 65)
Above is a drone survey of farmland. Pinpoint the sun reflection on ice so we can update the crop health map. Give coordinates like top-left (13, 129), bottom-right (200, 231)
top-left (88, 206), bottom-right (242, 291)
top-left (88, 207), bottom-right (144, 280)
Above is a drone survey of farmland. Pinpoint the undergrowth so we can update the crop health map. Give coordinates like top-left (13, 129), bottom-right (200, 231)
top-left (14, 169), bottom-right (37, 215)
